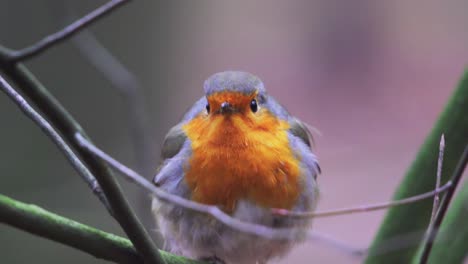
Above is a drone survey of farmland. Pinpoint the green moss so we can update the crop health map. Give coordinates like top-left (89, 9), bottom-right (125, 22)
top-left (0, 194), bottom-right (203, 264)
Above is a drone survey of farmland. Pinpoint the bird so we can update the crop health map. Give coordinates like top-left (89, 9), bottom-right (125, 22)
top-left (152, 71), bottom-right (320, 264)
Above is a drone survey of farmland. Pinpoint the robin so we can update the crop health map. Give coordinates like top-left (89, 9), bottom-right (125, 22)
top-left (152, 71), bottom-right (320, 264)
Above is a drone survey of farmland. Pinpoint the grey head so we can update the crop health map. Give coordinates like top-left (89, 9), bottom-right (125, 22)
top-left (204, 71), bottom-right (266, 96)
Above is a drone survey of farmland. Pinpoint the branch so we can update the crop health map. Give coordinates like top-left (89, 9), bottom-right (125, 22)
top-left (349, 159), bottom-right (465, 260)
top-left (0, 73), bottom-right (112, 213)
top-left (0, 64), bottom-right (164, 264)
top-left (418, 145), bottom-right (468, 263)
top-left (0, 1), bottom-right (164, 262)
top-left (66, 133), bottom-right (468, 262)
top-left (272, 181), bottom-right (452, 218)
top-left (365, 69), bottom-right (468, 263)
top-left (430, 134), bottom-right (445, 222)
top-left (75, 133), bottom-right (307, 241)
top-left (422, 173), bottom-right (468, 263)
top-left (6, 0), bottom-right (131, 62)
top-left (272, 135), bottom-right (451, 219)
top-left (0, 193), bottom-right (201, 264)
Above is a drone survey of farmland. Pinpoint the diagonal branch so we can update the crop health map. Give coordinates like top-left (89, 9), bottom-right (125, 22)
top-left (0, 193), bottom-right (201, 264)
top-left (0, 1), bottom-right (164, 261)
top-left (418, 145), bottom-right (468, 263)
top-left (0, 63), bottom-right (164, 264)
top-left (75, 132), bottom-right (304, 241)
top-left (7, 0), bottom-right (131, 62)
top-left (0, 73), bottom-right (112, 214)
top-left (67, 20), bottom-right (159, 234)
top-left (430, 134), bottom-right (445, 223)
top-left (76, 131), bottom-right (454, 254)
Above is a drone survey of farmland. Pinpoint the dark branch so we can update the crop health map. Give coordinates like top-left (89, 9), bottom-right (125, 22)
top-left (0, 73), bottom-right (112, 213)
top-left (7, 0), bottom-right (130, 62)
top-left (0, 1), bottom-right (164, 261)
top-left (0, 63), bottom-right (164, 264)
top-left (418, 145), bottom-right (468, 263)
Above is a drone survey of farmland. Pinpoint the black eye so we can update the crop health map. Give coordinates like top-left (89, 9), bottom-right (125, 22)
top-left (250, 99), bottom-right (258, 112)
top-left (206, 103), bottom-right (210, 113)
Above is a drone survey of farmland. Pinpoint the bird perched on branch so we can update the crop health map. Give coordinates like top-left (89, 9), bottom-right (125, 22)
top-left (152, 71), bottom-right (320, 264)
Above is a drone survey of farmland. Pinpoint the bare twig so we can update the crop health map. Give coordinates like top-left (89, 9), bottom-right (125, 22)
top-left (272, 135), bottom-right (451, 219)
top-left (65, 11), bottom-right (159, 234)
top-left (7, 0), bottom-right (131, 62)
top-left (272, 182), bottom-right (452, 219)
top-left (0, 1), bottom-right (165, 262)
top-left (418, 145), bottom-right (468, 263)
top-left (430, 134), bottom-right (445, 222)
top-left (0, 65), bottom-right (165, 264)
top-left (0, 73), bottom-right (112, 213)
top-left (420, 134), bottom-right (446, 253)
top-left (75, 132), bottom-right (460, 246)
top-left (76, 132), bottom-right (309, 241)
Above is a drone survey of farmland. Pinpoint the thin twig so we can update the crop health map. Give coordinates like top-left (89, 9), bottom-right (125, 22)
top-left (63, 9), bottom-right (158, 231)
top-left (75, 132), bottom-right (456, 247)
top-left (0, 0), bottom-right (163, 255)
top-left (272, 182), bottom-right (452, 219)
top-left (431, 134), bottom-right (445, 222)
top-left (7, 0), bottom-right (131, 62)
top-left (0, 64), bottom-right (165, 264)
top-left (59, 2), bottom-right (158, 232)
top-left (0, 73), bottom-right (112, 213)
top-left (418, 145), bottom-right (468, 264)
top-left (0, 193), bottom-right (201, 264)
top-left (273, 136), bottom-right (451, 219)
top-left (0, 58), bottom-right (164, 264)
top-left (76, 132), bottom-right (310, 241)
top-left (421, 134), bottom-right (446, 262)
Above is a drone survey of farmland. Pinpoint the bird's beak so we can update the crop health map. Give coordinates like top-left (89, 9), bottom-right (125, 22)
top-left (219, 101), bottom-right (236, 114)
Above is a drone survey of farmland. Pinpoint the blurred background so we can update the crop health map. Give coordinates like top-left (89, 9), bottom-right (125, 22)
top-left (0, 0), bottom-right (467, 263)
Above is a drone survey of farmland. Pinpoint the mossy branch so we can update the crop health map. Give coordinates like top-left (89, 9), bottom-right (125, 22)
top-left (0, 193), bottom-right (202, 264)
top-left (0, 1), bottom-right (164, 263)
top-left (365, 70), bottom-right (468, 263)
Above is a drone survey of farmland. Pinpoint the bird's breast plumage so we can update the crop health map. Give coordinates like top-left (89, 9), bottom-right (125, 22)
top-left (182, 108), bottom-right (302, 213)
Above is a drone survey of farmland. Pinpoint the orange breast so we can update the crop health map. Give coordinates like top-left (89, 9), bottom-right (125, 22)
top-left (182, 110), bottom-right (301, 213)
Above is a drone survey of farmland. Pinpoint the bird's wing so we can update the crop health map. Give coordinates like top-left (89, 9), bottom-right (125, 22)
top-left (153, 123), bottom-right (188, 187)
top-left (288, 117), bottom-right (313, 148)
top-left (153, 97), bottom-right (207, 187)
top-left (288, 117), bottom-right (321, 175)
top-left (161, 123), bottom-right (187, 160)
top-left (159, 96), bottom-right (208, 160)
